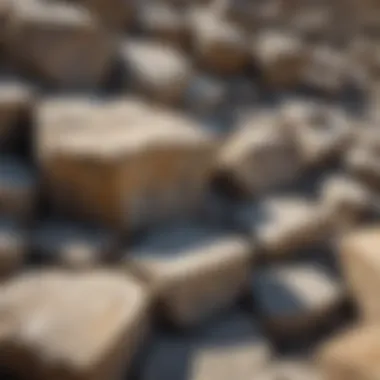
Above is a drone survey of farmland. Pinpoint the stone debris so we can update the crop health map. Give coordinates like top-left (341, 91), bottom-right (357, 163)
top-left (252, 263), bottom-right (345, 341)
top-left (0, 270), bottom-right (150, 380)
top-left (125, 223), bottom-right (252, 326)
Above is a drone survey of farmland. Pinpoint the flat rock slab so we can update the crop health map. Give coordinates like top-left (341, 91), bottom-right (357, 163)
top-left (251, 263), bottom-right (345, 341)
top-left (339, 226), bottom-right (380, 321)
top-left (125, 223), bottom-right (252, 327)
top-left (0, 270), bottom-right (150, 380)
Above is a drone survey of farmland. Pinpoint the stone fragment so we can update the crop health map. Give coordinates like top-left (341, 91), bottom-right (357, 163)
top-left (316, 324), bottom-right (380, 380)
top-left (190, 311), bottom-right (271, 380)
top-left (280, 100), bottom-right (353, 166)
top-left (0, 219), bottom-right (26, 278)
top-left (252, 263), bottom-right (345, 340)
top-left (253, 31), bottom-right (308, 87)
top-left (0, 156), bottom-right (37, 223)
top-left (256, 359), bottom-right (325, 380)
top-left (216, 112), bottom-right (302, 197)
top-left (6, 0), bottom-right (114, 89)
top-left (120, 40), bottom-right (192, 105)
top-left (189, 8), bottom-right (248, 74)
top-left (0, 270), bottom-right (150, 380)
top-left (125, 223), bottom-right (252, 326)
top-left (339, 226), bottom-right (380, 321)
top-left (235, 195), bottom-right (331, 257)
top-left (0, 79), bottom-right (35, 150)
top-left (32, 220), bottom-right (116, 269)
top-left (41, 104), bottom-right (216, 231)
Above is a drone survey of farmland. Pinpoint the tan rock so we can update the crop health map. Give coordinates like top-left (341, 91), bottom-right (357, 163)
top-left (41, 103), bottom-right (216, 231)
top-left (252, 263), bottom-right (345, 340)
top-left (0, 270), bottom-right (150, 380)
top-left (0, 219), bottom-right (26, 278)
top-left (316, 324), bottom-right (380, 380)
top-left (216, 112), bottom-right (302, 197)
top-left (253, 31), bottom-right (308, 87)
top-left (125, 224), bottom-right (252, 327)
top-left (236, 195), bottom-right (331, 257)
top-left (32, 221), bottom-right (116, 269)
top-left (120, 40), bottom-right (192, 104)
top-left (6, 0), bottom-right (114, 89)
top-left (190, 312), bottom-right (271, 380)
top-left (0, 156), bottom-right (36, 223)
top-left (280, 100), bottom-right (353, 166)
top-left (339, 226), bottom-right (380, 321)
top-left (189, 8), bottom-right (248, 74)
top-left (256, 359), bottom-right (325, 380)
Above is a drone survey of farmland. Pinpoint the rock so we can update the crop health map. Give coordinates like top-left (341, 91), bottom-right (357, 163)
top-left (41, 104), bottom-right (216, 231)
top-left (120, 40), bottom-right (192, 105)
top-left (0, 0), bottom-right (10, 50)
top-left (191, 311), bottom-right (271, 380)
top-left (0, 156), bottom-right (37, 223)
top-left (253, 31), bottom-right (308, 87)
top-left (6, 0), bottom-right (114, 89)
top-left (320, 174), bottom-right (372, 231)
top-left (339, 226), bottom-right (380, 321)
top-left (124, 223), bottom-right (252, 326)
top-left (0, 219), bottom-right (26, 278)
top-left (256, 359), bottom-right (325, 380)
top-left (0, 270), bottom-right (150, 380)
top-left (316, 324), bottom-right (380, 380)
top-left (189, 8), bottom-right (248, 74)
top-left (235, 195), bottom-right (331, 258)
top-left (0, 79), bottom-right (35, 151)
top-left (216, 112), bottom-right (302, 197)
top-left (81, 0), bottom-right (135, 30)
top-left (252, 263), bottom-right (345, 341)
top-left (32, 220), bottom-right (117, 269)
top-left (280, 100), bottom-right (353, 166)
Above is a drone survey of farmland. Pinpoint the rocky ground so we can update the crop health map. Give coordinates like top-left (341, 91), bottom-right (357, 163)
top-left (1, 0), bottom-right (380, 379)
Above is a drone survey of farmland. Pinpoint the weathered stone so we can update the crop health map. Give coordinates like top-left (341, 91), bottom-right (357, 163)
top-left (253, 31), bottom-right (308, 87)
top-left (252, 263), bottom-right (345, 340)
top-left (125, 223), bottom-right (252, 326)
top-left (6, 0), bottom-right (114, 89)
top-left (256, 359), bottom-right (325, 380)
top-left (41, 104), bottom-right (216, 231)
top-left (189, 8), bottom-right (248, 74)
top-left (191, 311), bottom-right (271, 380)
top-left (339, 227), bottom-right (380, 321)
top-left (0, 270), bottom-right (150, 380)
top-left (316, 324), bottom-right (380, 380)
top-left (0, 219), bottom-right (26, 278)
top-left (216, 112), bottom-right (303, 197)
top-left (32, 221), bottom-right (116, 269)
top-left (120, 40), bottom-right (192, 105)
top-left (280, 100), bottom-right (353, 166)
top-left (235, 195), bottom-right (331, 257)
top-left (0, 156), bottom-right (36, 223)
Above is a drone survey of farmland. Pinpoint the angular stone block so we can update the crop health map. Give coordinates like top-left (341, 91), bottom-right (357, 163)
top-left (6, 0), bottom-right (114, 89)
top-left (216, 112), bottom-right (303, 197)
top-left (236, 195), bottom-right (330, 257)
top-left (125, 224), bottom-right (252, 326)
top-left (41, 104), bottom-right (216, 231)
top-left (120, 40), bottom-right (192, 105)
top-left (0, 219), bottom-right (26, 278)
top-left (339, 227), bottom-right (380, 321)
top-left (0, 156), bottom-right (37, 222)
top-left (317, 324), bottom-right (380, 380)
top-left (253, 31), bottom-right (308, 87)
top-left (32, 220), bottom-right (116, 269)
top-left (189, 8), bottom-right (248, 74)
top-left (252, 263), bottom-right (345, 340)
top-left (280, 100), bottom-right (353, 166)
top-left (0, 270), bottom-right (150, 380)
